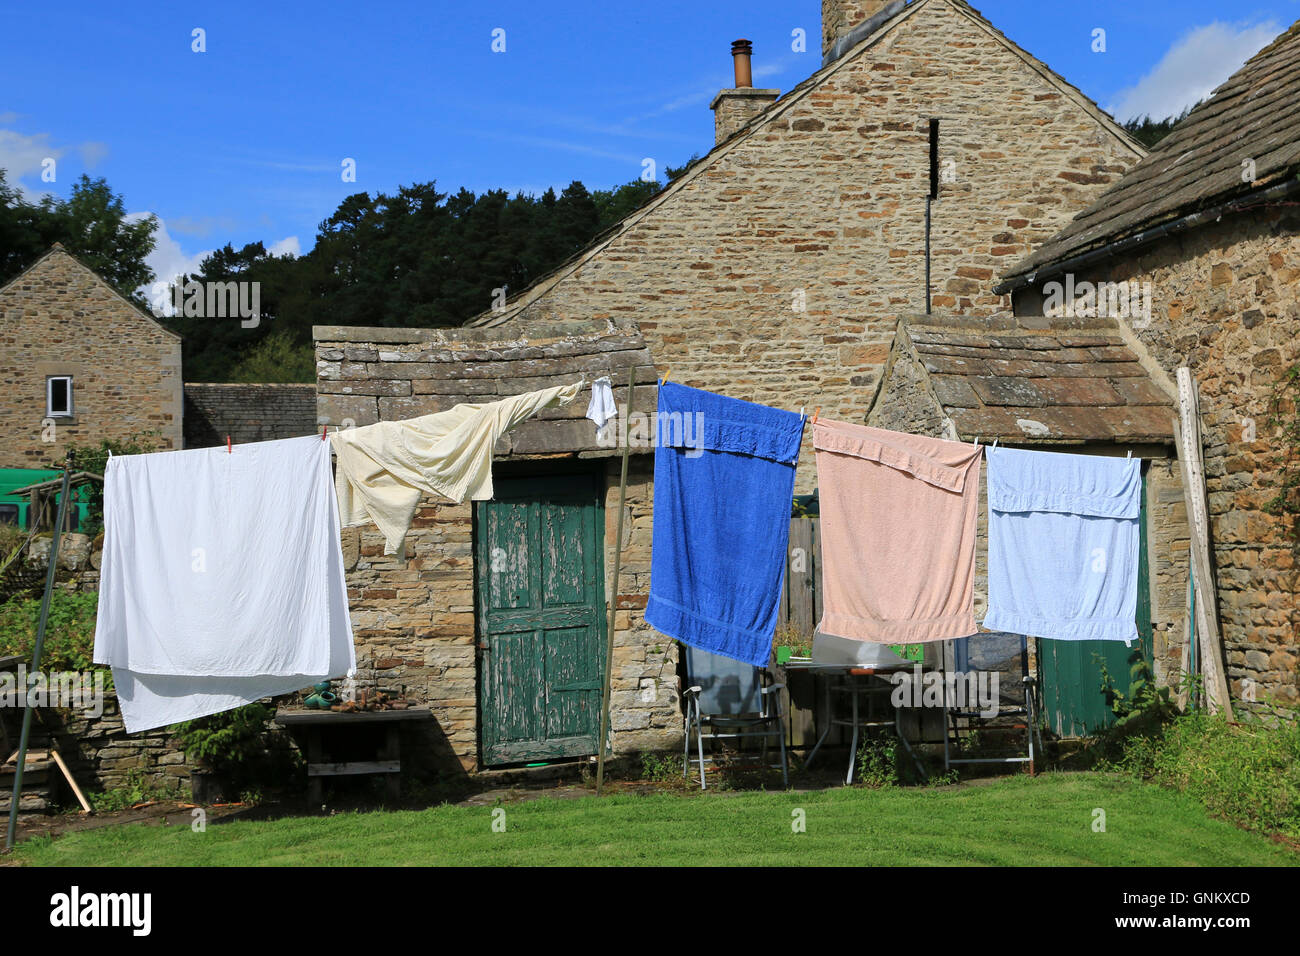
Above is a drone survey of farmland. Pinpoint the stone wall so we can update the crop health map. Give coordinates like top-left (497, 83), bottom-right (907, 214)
top-left (183, 383), bottom-right (317, 448)
top-left (1015, 210), bottom-right (1300, 704)
top-left (0, 246), bottom-right (183, 468)
top-left (57, 700), bottom-right (192, 796)
top-left (479, 0), bottom-right (1143, 493)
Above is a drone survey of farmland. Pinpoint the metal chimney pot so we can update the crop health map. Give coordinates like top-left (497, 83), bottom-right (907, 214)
top-left (731, 39), bottom-right (754, 88)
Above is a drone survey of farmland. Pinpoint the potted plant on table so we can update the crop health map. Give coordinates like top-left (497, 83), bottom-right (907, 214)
top-left (772, 623), bottom-right (811, 665)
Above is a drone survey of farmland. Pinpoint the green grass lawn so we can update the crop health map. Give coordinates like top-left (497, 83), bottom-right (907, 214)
top-left (14, 773), bottom-right (1296, 866)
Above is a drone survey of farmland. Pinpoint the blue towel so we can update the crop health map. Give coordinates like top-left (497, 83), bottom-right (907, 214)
top-left (645, 382), bottom-right (803, 667)
top-left (983, 446), bottom-right (1140, 643)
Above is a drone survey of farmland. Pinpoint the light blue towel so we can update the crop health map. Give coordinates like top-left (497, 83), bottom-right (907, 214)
top-left (983, 446), bottom-right (1140, 643)
top-left (644, 382), bottom-right (803, 667)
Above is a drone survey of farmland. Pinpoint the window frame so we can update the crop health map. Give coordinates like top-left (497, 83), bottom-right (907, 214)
top-left (46, 374), bottom-right (74, 418)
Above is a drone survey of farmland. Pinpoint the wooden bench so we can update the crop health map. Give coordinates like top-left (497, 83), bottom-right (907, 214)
top-left (273, 707), bottom-right (431, 804)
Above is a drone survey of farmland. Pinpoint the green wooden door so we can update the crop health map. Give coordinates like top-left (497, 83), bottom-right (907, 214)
top-left (476, 474), bottom-right (605, 766)
top-left (1038, 466), bottom-right (1155, 737)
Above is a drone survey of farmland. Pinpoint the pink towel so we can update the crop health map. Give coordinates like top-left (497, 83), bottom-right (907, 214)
top-left (814, 420), bottom-right (982, 644)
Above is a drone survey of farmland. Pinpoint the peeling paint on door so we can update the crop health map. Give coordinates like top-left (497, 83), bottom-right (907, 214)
top-left (477, 473), bottom-right (604, 765)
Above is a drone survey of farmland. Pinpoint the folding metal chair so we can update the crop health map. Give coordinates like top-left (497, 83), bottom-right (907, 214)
top-left (681, 646), bottom-right (788, 790)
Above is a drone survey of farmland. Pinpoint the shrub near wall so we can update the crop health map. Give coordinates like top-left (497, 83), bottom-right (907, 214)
top-left (1120, 707), bottom-right (1300, 840)
top-left (0, 591), bottom-right (100, 671)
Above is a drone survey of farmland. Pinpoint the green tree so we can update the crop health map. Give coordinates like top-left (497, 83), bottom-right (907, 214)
top-left (1122, 106), bottom-right (1196, 149)
top-left (227, 329), bottom-right (315, 383)
top-left (0, 172), bottom-right (156, 301)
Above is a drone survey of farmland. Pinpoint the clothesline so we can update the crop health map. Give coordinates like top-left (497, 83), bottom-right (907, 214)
top-left (92, 371), bottom-right (1148, 735)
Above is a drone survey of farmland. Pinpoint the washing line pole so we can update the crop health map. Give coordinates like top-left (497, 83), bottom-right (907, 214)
top-left (5, 452), bottom-right (73, 851)
top-left (596, 365), bottom-right (637, 796)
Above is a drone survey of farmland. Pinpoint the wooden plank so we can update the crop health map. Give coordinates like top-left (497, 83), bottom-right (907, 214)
top-left (50, 749), bottom-right (92, 814)
top-left (787, 518), bottom-right (816, 638)
top-left (306, 760), bottom-right (401, 777)
top-left (1173, 368), bottom-right (1233, 718)
top-left (274, 707), bottom-right (431, 726)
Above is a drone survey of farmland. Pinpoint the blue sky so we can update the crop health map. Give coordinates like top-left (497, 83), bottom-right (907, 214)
top-left (2, 0), bottom-right (1296, 288)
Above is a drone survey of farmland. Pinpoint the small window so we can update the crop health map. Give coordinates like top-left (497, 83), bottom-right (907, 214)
top-left (0, 504), bottom-right (18, 526)
top-left (47, 375), bottom-right (73, 418)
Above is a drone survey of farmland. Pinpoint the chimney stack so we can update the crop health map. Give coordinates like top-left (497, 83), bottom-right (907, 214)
top-left (709, 39), bottom-right (779, 145)
top-left (822, 0), bottom-right (895, 60)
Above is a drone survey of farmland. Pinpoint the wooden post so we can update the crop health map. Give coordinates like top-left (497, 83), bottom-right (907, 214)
top-left (1173, 368), bottom-right (1233, 718)
top-left (596, 367), bottom-right (637, 795)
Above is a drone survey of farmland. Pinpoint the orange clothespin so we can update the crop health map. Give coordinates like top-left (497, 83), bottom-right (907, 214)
top-left (226, 436), bottom-right (232, 454)
top-left (660, 367), bottom-right (670, 384)
top-left (812, 407), bottom-right (820, 425)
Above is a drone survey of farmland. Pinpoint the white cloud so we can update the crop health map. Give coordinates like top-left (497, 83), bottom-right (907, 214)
top-left (130, 213), bottom-right (214, 316)
top-left (78, 141), bottom-right (109, 169)
top-left (1108, 20), bottom-right (1280, 122)
top-left (0, 127), bottom-right (112, 194)
top-left (132, 213), bottom-right (300, 315)
top-left (0, 128), bottom-right (61, 195)
top-left (266, 236), bottom-right (300, 258)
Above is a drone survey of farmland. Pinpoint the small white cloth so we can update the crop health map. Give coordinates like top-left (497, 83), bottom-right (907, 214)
top-left (586, 376), bottom-right (616, 439)
top-left (331, 380), bottom-right (584, 555)
top-left (95, 435), bottom-right (355, 732)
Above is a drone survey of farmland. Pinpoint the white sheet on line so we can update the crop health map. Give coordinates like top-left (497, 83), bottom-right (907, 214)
top-left (95, 434), bottom-right (355, 732)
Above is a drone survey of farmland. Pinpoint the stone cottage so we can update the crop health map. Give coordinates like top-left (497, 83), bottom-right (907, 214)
top-left (995, 19), bottom-right (1300, 706)
top-left (0, 242), bottom-right (315, 531)
top-left (0, 244), bottom-right (183, 471)
top-left (317, 0), bottom-right (1160, 769)
top-left (468, 0), bottom-right (1147, 494)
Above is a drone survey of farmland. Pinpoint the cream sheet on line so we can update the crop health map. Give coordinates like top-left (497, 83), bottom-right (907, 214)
top-left (330, 380), bottom-right (584, 555)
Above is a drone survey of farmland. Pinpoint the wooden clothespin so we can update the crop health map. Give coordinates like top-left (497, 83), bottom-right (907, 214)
top-left (226, 435), bottom-right (232, 454)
